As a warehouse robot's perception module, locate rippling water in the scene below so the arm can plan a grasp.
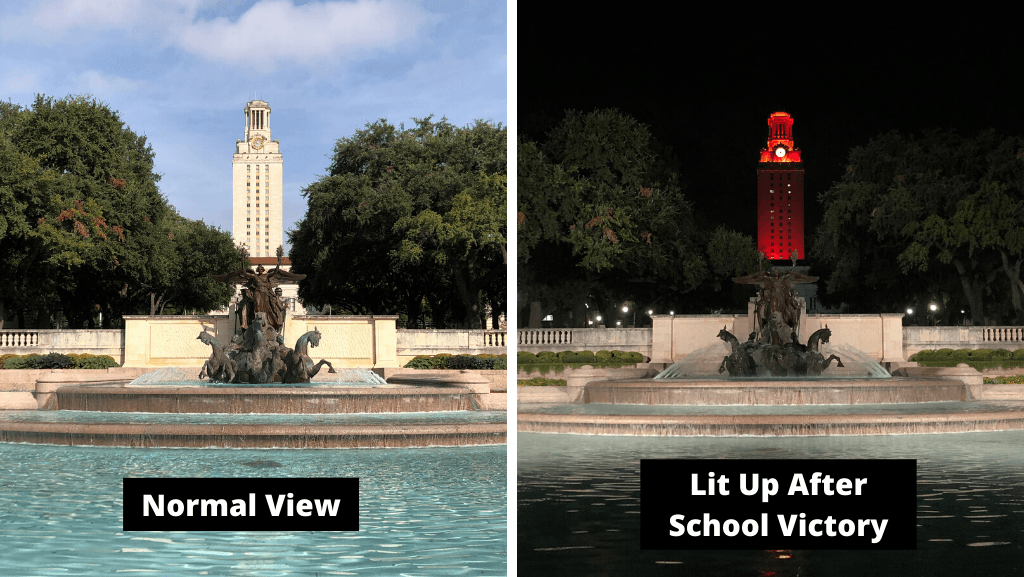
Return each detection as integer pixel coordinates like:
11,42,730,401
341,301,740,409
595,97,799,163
518,432,1024,576
0,443,506,576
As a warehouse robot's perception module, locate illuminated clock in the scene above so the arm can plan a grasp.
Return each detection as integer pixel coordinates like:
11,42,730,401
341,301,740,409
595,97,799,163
251,136,264,150
774,146,787,158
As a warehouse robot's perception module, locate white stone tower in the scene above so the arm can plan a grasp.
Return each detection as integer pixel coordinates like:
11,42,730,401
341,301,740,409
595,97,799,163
232,100,283,257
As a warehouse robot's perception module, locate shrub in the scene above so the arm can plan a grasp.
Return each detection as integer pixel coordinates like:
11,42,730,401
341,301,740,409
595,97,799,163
403,354,508,370
1,352,119,369
36,353,75,369
537,351,559,362
75,355,119,369
595,350,612,360
517,351,538,363
2,355,39,369
517,377,566,386
573,351,597,363
968,349,994,360
404,356,435,369
448,355,489,370
992,349,1014,359
1014,349,1024,360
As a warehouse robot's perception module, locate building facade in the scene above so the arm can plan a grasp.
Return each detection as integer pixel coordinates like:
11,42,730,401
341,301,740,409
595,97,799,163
756,111,805,261
232,100,283,258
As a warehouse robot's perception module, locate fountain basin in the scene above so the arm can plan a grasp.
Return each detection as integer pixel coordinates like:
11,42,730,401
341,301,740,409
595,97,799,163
0,419,505,448
518,402,1024,436
582,377,968,405
52,384,478,413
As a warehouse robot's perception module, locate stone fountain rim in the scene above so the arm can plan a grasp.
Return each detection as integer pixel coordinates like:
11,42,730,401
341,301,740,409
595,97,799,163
55,384,482,395
583,377,960,389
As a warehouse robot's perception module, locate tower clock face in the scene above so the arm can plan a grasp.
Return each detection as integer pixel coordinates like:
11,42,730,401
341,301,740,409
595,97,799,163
251,136,264,150
774,146,786,158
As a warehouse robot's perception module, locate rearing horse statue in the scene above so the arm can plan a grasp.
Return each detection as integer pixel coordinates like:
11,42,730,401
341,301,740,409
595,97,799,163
804,325,844,375
198,331,236,383
717,326,757,376
283,327,337,383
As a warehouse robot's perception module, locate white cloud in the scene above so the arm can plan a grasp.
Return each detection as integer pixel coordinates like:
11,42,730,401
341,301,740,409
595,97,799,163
174,0,431,67
0,0,198,41
2,0,431,69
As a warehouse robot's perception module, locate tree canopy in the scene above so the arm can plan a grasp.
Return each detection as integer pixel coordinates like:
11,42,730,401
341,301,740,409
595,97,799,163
288,116,506,329
0,95,240,328
812,129,1024,325
517,109,759,327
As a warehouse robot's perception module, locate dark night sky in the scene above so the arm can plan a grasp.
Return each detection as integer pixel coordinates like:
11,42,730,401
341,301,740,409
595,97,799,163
519,14,1024,240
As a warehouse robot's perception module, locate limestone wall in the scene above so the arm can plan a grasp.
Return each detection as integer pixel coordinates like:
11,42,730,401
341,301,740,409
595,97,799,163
4,325,509,369
524,313,906,364
287,315,399,369
122,314,400,369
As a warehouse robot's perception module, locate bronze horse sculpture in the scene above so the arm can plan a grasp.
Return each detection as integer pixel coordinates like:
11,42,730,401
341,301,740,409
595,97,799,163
197,331,236,383
714,324,845,377
283,327,337,383
803,325,845,376
717,326,757,376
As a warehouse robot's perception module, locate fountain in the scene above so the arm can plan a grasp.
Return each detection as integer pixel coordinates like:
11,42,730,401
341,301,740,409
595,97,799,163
519,263,1024,436
0,251,506,448
518,263,1024,575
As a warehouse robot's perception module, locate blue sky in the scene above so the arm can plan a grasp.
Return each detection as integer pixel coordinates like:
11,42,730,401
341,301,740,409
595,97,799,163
0,0,507,249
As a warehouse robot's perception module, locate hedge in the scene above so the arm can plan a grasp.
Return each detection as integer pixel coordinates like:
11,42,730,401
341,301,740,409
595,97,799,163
985,375,1024,384
517,349,645,373
403,354,507,370
910,348,1024,370
517,377,567,387
1,353,120,370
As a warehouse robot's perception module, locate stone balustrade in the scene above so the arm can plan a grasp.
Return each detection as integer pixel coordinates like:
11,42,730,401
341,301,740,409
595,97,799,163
983,326,1024,342
0,329,124,363
904,325,1024,358
396,329,507,365
517,328,653,359
482,330,507,347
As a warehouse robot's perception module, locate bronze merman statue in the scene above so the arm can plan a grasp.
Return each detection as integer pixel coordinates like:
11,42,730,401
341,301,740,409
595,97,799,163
215,246,304,333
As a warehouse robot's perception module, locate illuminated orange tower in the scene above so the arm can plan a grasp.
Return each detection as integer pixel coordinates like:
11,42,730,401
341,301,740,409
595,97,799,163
756,111,804,260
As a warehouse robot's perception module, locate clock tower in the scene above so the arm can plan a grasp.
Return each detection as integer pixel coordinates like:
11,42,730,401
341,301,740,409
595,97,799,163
756,111,805,261
232,100,283,258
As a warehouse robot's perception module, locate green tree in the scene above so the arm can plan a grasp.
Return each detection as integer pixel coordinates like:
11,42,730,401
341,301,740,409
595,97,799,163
813,130,1024,325
289,116,506,328
517,109,708,327
0,95,240,327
